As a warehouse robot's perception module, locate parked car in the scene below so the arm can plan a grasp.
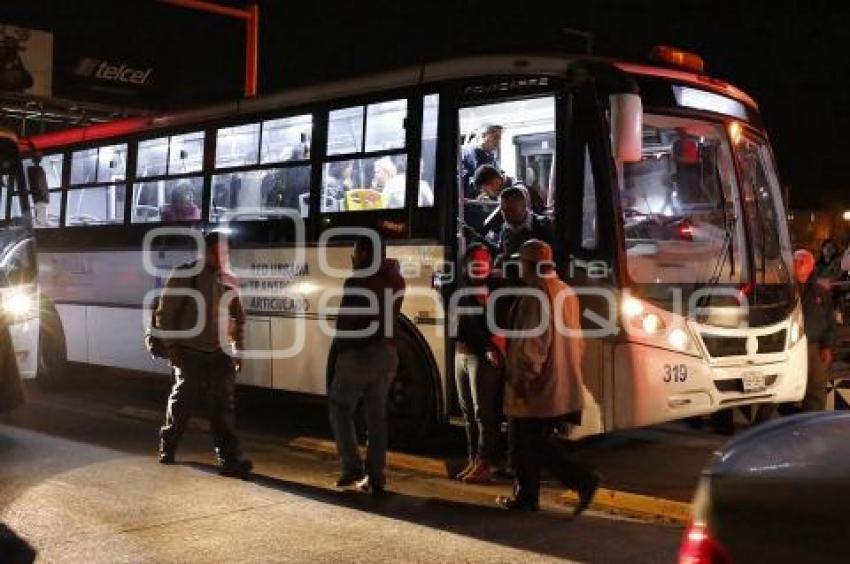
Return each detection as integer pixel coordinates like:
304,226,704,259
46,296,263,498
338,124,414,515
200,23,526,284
680,412,850,563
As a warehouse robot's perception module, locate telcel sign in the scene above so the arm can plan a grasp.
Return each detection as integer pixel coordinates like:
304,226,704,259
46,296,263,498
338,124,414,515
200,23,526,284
74,57,153,85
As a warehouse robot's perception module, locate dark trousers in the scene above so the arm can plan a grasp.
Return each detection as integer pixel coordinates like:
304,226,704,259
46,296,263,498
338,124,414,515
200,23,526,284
329,340,399,487
508,416,595,504
802,344,828,411
454,351,502,462
160,348,242,463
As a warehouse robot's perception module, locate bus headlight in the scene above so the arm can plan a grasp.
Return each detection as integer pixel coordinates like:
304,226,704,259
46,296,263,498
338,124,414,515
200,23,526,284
3,288,35,320
622,294,698,356
788,304,804,348
668,327,691,351
641,313,664,335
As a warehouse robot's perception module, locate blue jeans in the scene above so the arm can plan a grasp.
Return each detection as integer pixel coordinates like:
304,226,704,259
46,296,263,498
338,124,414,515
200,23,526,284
329,340,399,487
454,351,502,462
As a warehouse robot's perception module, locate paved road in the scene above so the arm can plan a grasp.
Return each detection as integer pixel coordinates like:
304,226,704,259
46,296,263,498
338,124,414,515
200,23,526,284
52,365,727,502
0,372,686,563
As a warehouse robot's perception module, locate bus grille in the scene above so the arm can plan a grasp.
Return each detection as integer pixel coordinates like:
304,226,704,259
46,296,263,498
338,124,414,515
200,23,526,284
757,330,787,354
714,374,779,393
701,335,746,357
701,329,787,357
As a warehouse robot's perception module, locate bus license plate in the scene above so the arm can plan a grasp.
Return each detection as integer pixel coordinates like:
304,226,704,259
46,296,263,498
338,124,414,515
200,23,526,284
742,372,766,393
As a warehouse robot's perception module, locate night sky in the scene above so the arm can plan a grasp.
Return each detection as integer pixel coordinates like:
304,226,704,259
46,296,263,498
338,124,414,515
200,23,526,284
4,0,849,209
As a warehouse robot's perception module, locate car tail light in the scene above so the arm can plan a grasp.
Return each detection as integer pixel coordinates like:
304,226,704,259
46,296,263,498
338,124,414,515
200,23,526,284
679,522,731,564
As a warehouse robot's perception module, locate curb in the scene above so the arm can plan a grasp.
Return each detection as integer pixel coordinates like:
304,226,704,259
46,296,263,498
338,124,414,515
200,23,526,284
117,405,690,524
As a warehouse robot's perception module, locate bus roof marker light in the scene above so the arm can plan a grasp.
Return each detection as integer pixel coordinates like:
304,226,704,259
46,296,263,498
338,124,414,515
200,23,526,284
728,121,743,145
649,46,705,74
674,86,748,120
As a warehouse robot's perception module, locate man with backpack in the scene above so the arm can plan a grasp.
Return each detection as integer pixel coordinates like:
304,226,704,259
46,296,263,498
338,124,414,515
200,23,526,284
154,231,252,477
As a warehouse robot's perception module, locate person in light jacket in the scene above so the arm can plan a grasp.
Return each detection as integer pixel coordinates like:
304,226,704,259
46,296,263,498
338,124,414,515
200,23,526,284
496,239,599,515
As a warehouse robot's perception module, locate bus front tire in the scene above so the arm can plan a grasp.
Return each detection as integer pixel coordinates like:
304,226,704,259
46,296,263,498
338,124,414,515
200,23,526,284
326,330,438,448
37,305,68,390
386,329,438,447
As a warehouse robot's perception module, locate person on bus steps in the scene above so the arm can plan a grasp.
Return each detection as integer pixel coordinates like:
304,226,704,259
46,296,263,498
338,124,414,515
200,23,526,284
329,234,406,496
496,186,554,263
453,243,508,484
462,164,506,240
461,124,503,199
497,239,599,514
157,231,253,477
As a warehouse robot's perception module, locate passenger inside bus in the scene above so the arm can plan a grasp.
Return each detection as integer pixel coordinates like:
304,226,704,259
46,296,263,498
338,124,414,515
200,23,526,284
461,124,502,198
160,181,201,222
319,97,436,213
458,96,556,254
321,155,411,212
463,164,504,237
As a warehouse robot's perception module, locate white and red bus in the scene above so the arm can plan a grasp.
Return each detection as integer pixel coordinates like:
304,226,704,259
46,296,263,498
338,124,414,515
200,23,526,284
13,49,805,439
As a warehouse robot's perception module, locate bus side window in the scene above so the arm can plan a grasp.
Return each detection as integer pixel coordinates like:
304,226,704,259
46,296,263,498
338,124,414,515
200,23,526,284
132,177,203,224
418,94,438,208
210,166,311,222
321,99,409,213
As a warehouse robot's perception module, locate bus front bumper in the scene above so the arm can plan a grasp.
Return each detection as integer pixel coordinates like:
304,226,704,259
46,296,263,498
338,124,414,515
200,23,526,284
613,338,807,429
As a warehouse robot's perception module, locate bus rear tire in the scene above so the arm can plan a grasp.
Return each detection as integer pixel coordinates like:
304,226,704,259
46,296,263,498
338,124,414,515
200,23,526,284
37,302,68,390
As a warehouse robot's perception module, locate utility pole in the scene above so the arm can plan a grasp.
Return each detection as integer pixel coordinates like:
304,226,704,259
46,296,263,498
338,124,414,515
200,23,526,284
159,0,260,97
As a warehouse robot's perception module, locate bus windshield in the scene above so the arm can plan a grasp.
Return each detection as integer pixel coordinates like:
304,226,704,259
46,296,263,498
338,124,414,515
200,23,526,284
620,114,747,290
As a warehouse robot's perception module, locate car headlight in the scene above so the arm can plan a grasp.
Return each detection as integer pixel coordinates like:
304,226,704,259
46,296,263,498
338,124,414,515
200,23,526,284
3,288,35,320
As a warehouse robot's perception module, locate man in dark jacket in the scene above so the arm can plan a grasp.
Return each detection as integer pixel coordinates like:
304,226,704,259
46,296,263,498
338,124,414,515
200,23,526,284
461,124,502,199
497,186,554,261
329,234,406,495
157,231,252,476
796,249,835,411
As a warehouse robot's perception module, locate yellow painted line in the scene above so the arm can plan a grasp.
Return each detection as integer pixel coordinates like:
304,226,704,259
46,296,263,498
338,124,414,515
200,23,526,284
117,405,210,432
561,488,691,524
286,436,449,478
116,405,689,522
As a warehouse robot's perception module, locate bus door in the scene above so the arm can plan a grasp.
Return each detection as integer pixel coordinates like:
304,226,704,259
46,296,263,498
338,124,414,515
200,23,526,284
553,75,641,436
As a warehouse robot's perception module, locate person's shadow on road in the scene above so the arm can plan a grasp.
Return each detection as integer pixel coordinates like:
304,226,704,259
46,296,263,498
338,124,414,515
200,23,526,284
0,523,36,564
185,462,678,564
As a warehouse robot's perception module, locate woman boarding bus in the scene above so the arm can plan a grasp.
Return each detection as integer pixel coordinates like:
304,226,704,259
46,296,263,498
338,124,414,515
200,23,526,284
17,48,804,440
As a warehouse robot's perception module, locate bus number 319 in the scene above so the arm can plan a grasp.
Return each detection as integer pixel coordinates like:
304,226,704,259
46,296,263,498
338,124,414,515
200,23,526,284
663,364,688,383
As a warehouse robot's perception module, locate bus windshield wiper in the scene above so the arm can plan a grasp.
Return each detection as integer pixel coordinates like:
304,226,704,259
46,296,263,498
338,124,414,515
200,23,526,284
697,213,736,310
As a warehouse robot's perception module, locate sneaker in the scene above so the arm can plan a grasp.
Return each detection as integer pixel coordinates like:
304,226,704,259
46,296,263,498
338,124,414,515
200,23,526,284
496,496,539,512
158,451,175,465
219,458,253,477
454,459,476,481
335,473,365,488
573,473,601,517
462,459,493,484
356,476,386,497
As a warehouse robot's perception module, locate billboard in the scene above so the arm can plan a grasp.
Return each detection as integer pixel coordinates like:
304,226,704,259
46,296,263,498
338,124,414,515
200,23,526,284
0,24,53,97
55,52,159,104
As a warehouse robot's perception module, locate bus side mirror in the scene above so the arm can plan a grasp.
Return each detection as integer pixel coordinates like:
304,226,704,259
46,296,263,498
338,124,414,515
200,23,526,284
26,165,50,204
609,94,643,163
